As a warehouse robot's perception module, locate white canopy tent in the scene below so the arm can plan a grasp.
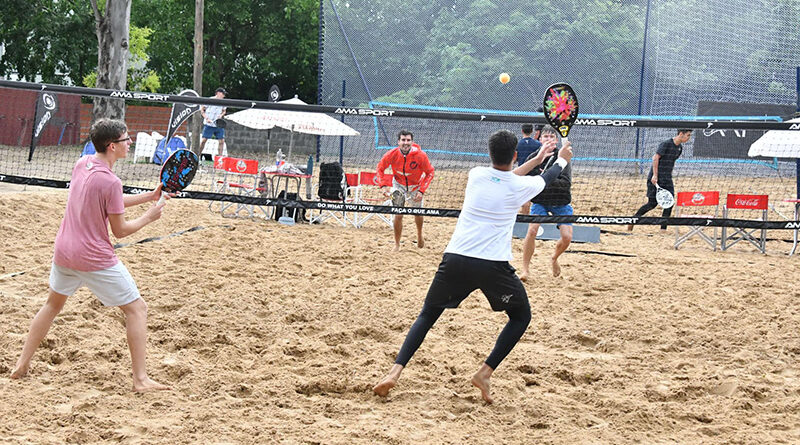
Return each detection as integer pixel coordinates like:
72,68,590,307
225,96,359,159
748,117,800,200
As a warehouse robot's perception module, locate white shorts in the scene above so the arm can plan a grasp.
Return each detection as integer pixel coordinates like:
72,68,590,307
49,262,141,307
392,179,424,208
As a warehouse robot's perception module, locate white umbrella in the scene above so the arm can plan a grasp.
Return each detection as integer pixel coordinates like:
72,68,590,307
748,117,800,158
225,97,360,159
748,117,800,200
225,109,276,130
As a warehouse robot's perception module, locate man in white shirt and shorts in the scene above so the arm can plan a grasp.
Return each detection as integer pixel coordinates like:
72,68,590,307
373,129,573,404
199,87,228,156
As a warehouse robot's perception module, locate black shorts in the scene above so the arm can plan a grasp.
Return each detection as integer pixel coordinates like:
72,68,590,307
424,253,529,312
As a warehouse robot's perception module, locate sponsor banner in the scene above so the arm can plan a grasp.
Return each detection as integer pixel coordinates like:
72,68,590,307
268,85,281,102
28,90,60,160
695,101,796,159
727,194,769,210
574,118,637,127
32,92,59,142
0,173,797,230
165,89,200,143
109,90,170,101
0,173,69,189
334,107,396,117
5,80,800,130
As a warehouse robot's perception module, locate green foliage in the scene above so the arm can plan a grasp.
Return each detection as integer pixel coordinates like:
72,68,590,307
4,0,799,111
82,25,161,92
130,0,194,94
127,26,162,92
1,0,318,101
133,0,319,101
326,0,648,112
0,0,96,84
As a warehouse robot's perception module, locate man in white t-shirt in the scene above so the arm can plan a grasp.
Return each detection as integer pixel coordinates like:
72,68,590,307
199,87,228,156
373,129,573,404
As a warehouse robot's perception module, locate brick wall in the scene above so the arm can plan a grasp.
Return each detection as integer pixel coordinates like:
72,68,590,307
0,87,81,146
225,123,316,158
79,103,180,141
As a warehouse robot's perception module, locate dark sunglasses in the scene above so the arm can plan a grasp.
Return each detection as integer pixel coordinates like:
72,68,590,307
111,136,132,143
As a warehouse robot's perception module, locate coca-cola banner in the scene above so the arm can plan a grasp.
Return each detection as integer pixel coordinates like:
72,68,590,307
694,101,795,159
726,193,769,210
165,89,200,143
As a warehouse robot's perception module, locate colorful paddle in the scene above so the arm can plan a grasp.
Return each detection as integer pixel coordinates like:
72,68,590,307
157,149,199,205
542,83,579,142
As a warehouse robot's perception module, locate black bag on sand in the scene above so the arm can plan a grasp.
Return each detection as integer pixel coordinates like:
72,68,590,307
318,162,345,201
274,191,307,222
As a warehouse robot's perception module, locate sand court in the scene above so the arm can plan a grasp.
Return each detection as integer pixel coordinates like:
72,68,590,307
1,184,799,444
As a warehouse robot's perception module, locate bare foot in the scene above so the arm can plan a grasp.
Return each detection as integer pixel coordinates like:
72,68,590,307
551,258,561,277
372,376,397,397
417,238,425,249
519,270,529,282
393,244,400,252
471,372,493,404
373,364,403,397
10,364,29,379
626,224,634,232
133,377,171,393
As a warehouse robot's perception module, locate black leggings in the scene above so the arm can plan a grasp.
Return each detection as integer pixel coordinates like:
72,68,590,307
394,303,532,370
634,196,673,230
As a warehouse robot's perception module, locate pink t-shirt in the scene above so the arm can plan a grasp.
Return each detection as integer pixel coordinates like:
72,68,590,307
53,155,125,271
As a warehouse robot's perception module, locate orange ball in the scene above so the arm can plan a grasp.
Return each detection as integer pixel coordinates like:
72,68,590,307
499,72,510,84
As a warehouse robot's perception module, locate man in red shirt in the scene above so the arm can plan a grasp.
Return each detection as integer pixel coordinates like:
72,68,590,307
376,130,435,251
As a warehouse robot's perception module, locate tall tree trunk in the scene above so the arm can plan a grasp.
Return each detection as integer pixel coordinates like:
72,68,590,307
90,0,131,123
190,0,204,155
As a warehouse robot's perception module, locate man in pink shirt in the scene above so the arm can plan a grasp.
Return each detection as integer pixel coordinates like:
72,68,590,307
11,119,171,392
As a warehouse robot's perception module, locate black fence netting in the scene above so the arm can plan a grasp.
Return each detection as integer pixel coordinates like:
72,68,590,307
0,80,798,231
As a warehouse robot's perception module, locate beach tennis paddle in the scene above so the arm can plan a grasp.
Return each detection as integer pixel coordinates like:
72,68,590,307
215,118,227,128
543,83,579,142
390,189,405,207
654,184,675,209
157,149,199,205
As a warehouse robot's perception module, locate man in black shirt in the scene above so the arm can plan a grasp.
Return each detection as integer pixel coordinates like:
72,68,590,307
628,129,693,231
519,125,573,280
